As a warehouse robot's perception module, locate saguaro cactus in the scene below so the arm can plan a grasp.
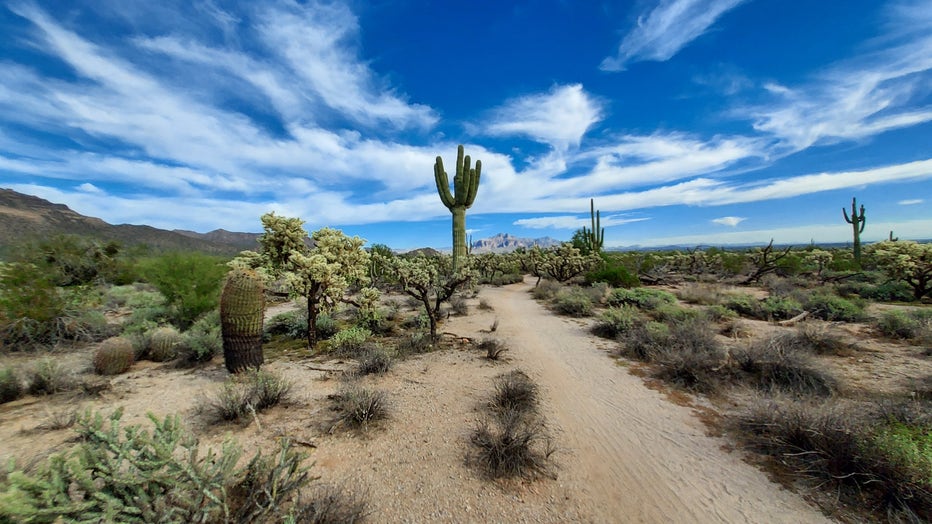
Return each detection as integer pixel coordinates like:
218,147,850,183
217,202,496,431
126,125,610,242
435,145,481,271
581,198,604,254
220,268,265,373
842,197,866,267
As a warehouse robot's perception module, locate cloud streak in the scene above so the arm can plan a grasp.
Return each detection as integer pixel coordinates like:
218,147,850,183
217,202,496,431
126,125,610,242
601,0,746,71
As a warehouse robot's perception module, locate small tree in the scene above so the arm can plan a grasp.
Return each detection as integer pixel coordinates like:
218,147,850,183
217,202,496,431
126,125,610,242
539,244,602,283
141,252,228,329
378,255,474,339
871,240,932,301
743,239,793,284
231,213,375,348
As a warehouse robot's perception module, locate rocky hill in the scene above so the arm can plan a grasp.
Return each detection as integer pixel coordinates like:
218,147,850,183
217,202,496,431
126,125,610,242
470,233,562,253
0,189,248,257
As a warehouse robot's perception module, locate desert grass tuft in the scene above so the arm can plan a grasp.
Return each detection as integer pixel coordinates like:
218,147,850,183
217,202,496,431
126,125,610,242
479,338,509,361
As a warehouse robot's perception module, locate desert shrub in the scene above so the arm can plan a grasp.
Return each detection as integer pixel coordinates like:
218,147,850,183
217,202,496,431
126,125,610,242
650,303,701,323
875,309,932,341
865,421,932,520
450,295,469,316
583,282,610,305
0,262,65,347
265,309,308,340
650,319,726,393
489,273,524,286
585,264,639,288
478,298,493,311
470,410,555,480
734,336,836,396
0,366,23,404
181,310,222,364
332,386,388,431
530,279,562,300
759,295,804,321
606,287,676,310
850,280,914,302
675,283,726,305
802,293,866,322
552,288,593,317
790,322,849,355
478,338,508,361
27,358,75,395
703,304,738,322
724,293,762,319
204,370,292,423
0,409,312,523
139,252,227,329
720,319,753,338
394,332,433,356
490,370,538,416
619,321,670,362
356,345,393,376
329,327,371,356
147,326,183,362
93,336,135,375
289,483,368,524
592,306,640,339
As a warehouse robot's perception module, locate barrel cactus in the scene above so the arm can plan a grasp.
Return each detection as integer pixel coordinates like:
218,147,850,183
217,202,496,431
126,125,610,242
148,326,182,362
220,269,265,373
93,337,135,375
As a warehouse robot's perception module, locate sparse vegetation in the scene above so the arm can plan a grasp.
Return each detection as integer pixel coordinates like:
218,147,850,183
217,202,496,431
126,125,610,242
733,336,836,396
356,345,393,375
332,386,388,431
552,288,593,317
27,358,75,395
592,305,640,339
0,366,22,403
479,338,509,361
203,369,292,423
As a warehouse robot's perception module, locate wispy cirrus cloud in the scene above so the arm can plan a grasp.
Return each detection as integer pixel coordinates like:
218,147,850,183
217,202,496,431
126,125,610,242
513,214,649,230
899,199,924,205
484,84,604,150
712,216,745,227
600,0,747,71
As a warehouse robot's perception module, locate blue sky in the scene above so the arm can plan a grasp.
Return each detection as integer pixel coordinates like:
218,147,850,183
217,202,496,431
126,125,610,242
0,0,930,249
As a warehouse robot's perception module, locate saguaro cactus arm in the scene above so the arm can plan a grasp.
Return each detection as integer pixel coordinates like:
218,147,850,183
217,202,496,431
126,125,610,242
434,157,455,209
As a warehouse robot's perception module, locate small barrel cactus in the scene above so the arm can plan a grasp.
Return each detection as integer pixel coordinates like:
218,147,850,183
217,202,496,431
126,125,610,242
94,337,135,375
148,326,182,362
220,269,265,373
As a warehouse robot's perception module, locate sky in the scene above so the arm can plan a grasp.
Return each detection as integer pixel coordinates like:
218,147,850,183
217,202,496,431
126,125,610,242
0,0,930,250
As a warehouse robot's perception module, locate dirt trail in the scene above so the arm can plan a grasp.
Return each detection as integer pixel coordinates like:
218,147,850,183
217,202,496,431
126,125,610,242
480,279,829,523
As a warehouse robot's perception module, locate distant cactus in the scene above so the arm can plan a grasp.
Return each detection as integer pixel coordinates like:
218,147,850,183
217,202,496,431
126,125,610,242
889,230,898,242
842,197,866,267
581,198,605,254
148,327,182,362
220,269,265,373
435,145,481,271
94,337,134,375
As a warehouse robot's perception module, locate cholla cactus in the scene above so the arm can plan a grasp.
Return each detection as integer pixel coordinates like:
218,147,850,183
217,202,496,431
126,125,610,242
230,214,371,348
870,240,932,300
220,268,265,373
539,244,602,283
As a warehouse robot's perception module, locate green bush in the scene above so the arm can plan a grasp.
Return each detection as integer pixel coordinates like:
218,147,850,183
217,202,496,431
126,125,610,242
0,262,66,348
760,295,804,321
530,280,562,301
619,321,670,362
0,366,23,404
592,306,640,339
585,264,640,288
0,409,312,523
552,289,593,317
182,311,222,364
651,303,701,323
140,252,227,329
704,304,738,322
606,287,676,310
875,309,932,340
93,337,135,375
724,293,761,318
803,293,866,322
329,327,371,356
265,309,308,340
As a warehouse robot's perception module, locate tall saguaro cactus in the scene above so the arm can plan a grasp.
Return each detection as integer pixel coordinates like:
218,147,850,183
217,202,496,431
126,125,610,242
842,197,866,267
581,198,604,254
220,268,265,373
434,145,481,270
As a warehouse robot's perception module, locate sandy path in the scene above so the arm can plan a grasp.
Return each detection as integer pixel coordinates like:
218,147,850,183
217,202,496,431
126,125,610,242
481,279,830,523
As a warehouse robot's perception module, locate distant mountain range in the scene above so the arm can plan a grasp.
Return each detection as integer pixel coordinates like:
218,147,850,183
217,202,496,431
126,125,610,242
0,188,256,257
469,233,562,253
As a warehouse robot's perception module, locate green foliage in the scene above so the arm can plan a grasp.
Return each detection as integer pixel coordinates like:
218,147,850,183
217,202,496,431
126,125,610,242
592,305,640,339
10,235,133,287
606,287,676,310
265,309,309,340
759,295,804,321
93,337,135,375
329,326,371,356
802,293,866,322
870,240,932,301
875,309,932,340
538,244,602,283
724,293,761,318
140,252,228,329
585,261,640,288
0,366,23,404
870,421,932,493
182,310,222,364
552,288,593,317
0,261,66,348
0,409,311,523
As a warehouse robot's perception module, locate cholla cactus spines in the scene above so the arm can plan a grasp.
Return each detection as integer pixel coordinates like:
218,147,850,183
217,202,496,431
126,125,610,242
220,268,265,373
434,145,482,271
581,198,605,254
842,197,866,267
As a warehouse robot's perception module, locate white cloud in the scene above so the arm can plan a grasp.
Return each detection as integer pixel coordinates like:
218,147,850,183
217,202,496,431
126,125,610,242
899,199,924,205
513,215,649,230
484,84,604,150
76,182,103,194
712,216,745,226
601,0,746,71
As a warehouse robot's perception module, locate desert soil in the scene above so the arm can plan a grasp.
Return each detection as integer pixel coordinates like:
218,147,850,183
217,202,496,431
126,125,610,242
0,278,834,523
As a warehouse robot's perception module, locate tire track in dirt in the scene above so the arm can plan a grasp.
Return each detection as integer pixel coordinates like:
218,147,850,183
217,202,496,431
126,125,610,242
482,280,830,523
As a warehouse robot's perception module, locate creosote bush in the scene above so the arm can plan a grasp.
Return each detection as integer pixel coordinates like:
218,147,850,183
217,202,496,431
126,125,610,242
552,288,593,317
592,305,640,339
0,366,23,404
530,280,562,301
93,336,135,375
802,292,866,322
